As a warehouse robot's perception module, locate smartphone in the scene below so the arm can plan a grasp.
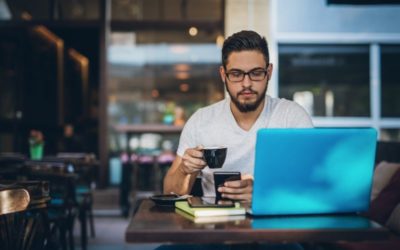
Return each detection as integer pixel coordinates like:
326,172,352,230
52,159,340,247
187,196,234,208
213,171,241,201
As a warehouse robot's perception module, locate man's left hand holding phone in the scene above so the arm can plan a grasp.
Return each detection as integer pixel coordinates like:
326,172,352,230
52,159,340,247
216,172,254,203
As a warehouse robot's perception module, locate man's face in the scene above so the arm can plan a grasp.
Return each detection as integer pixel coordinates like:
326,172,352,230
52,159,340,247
220,50,272,113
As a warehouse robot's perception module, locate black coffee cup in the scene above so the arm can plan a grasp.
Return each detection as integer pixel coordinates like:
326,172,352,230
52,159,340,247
203,147,227,169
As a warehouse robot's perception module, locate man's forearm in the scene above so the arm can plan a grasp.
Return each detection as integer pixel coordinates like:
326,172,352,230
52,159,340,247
163,163,198,195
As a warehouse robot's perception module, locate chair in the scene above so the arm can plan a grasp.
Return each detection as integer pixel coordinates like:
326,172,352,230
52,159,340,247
24,161,78,250
0,187,48,250
30,156,96,250
54,153,97,239
120,152,135,217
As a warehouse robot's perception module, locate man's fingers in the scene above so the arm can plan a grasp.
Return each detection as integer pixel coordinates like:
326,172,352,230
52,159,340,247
182,154,206,167
180,149,207,174
222,193,251,202
218,186,242,194
224,179,250,188
218,179,253,201
218,184,251,194
187,147,204,158
183,160,204,170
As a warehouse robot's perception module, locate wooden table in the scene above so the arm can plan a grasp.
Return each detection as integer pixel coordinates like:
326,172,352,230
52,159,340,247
126,200,390,245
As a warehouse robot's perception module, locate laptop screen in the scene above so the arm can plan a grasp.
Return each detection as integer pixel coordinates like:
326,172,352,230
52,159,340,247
251,128,377,216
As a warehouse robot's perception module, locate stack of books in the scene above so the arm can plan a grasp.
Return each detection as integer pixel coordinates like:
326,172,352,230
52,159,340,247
175,201,246,223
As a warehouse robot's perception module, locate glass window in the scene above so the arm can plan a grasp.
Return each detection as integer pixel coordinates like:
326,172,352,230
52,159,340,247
279,44,370,117
3,0,99,20
58,0,100,20
4,0,50,20
111,0,223,21
108,31,224,152
277,0,400,34
381,45,400,118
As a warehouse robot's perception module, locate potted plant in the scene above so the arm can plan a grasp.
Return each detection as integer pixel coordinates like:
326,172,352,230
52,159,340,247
29,130,44,160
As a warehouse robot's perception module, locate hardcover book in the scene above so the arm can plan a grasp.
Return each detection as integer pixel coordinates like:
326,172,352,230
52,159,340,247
175,208,246,223
175,201,246,217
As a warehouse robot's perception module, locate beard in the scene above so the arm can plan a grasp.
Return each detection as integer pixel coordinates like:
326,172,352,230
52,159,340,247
226,82,268,113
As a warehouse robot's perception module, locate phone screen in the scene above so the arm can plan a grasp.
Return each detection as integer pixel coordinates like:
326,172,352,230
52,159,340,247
213,171,241,201
187,197,234,208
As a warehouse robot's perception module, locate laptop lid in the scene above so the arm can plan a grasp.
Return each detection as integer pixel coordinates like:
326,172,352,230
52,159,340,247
251,128,377,216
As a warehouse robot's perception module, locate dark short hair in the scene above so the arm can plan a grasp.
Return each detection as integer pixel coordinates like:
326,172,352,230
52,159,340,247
221,30,269,69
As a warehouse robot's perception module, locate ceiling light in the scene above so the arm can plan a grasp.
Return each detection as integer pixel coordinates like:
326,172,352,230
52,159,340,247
189,27,198,36
216,35,224,47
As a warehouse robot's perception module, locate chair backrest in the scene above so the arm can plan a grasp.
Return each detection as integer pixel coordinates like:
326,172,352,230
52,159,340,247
0,186,48,250
0,188,30,215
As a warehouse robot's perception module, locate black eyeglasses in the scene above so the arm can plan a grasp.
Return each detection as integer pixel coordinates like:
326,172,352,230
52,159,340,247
225,67,269,82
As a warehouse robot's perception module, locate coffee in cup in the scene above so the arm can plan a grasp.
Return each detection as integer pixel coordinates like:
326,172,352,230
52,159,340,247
203,146,227,169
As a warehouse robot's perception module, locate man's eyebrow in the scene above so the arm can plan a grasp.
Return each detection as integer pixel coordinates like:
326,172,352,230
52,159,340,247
226,67,266,72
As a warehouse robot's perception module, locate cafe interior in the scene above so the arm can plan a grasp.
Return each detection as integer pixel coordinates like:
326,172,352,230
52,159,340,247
1,0,400,249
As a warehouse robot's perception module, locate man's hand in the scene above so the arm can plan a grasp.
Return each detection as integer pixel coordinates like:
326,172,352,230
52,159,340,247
179,146,207,175
217,174,254,202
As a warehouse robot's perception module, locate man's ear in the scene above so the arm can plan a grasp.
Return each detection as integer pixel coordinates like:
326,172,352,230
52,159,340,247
267,63,273,81
219,66,226,83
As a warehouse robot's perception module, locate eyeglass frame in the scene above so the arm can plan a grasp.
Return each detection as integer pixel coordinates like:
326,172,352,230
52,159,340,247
224,64,271,83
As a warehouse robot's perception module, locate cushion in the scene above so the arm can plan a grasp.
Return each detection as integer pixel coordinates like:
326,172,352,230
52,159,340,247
366,168,400,225
371,161,400,201
386,203,400,234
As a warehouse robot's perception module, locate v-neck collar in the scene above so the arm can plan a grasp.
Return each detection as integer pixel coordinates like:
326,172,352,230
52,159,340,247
224,96,269,134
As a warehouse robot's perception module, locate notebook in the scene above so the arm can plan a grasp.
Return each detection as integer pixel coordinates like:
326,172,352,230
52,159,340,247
250,128,377,216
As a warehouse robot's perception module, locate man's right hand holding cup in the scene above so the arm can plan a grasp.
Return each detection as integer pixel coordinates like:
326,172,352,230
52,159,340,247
179,145,206,175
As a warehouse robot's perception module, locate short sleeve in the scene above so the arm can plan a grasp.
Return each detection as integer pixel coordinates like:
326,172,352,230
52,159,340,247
176,110,200,157
285,101,314,128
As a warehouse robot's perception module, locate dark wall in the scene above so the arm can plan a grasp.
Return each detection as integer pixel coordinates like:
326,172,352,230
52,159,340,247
0,25,99,155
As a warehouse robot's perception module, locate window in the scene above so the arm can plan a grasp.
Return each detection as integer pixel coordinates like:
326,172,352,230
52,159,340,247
111,0,223,21
279,44,370,117
381,45,400,118
108,31,224,128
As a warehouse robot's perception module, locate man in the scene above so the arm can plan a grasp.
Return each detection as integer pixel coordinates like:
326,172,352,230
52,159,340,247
164,30,313,202
59,123,85,152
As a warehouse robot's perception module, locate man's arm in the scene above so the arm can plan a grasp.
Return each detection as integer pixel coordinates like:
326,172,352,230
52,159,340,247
163,146,206,195
163,156,198,195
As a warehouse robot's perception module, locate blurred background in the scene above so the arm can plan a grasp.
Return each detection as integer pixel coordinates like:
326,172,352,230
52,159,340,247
1,1,400,247
2,0,400,188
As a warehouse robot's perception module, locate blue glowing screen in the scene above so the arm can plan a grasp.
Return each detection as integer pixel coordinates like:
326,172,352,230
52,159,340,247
252,128,377,216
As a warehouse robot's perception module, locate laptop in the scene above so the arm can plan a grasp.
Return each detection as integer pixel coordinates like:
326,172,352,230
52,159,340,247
250,128,377,216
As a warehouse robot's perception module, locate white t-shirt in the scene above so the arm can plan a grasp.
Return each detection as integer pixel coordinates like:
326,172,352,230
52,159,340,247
176,95,313,196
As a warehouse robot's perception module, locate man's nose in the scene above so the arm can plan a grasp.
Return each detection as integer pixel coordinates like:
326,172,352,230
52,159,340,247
241,74,252,87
